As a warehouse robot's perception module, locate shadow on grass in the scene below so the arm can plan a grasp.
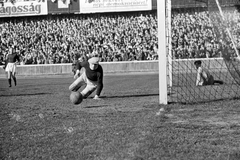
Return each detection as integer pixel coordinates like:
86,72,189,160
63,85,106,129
100,93,159,99
84,104,109,108
0,92,51,97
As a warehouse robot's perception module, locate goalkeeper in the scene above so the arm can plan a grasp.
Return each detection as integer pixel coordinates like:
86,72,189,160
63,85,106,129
69,57,103,100
194,60,224,86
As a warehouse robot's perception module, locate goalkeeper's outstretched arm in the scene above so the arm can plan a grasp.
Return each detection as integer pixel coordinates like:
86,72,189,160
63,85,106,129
74,69,80,79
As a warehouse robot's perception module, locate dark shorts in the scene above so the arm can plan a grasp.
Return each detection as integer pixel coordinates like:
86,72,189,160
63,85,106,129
203,75,214,85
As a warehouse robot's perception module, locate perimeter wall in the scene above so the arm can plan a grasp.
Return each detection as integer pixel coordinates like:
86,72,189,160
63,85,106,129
0,58,227,78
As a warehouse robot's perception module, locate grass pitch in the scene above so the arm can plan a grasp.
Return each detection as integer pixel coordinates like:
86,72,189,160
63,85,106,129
1,73,240,160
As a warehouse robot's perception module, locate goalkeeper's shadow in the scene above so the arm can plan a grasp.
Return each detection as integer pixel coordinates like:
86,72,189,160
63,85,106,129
100,93,159,99
100,91,176,99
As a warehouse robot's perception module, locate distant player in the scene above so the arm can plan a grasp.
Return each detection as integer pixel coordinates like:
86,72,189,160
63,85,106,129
69,57,103,100
5,46,20,87
194,60,223,86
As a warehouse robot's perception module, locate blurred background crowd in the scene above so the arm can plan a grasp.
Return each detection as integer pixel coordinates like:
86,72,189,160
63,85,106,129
0,7,240,65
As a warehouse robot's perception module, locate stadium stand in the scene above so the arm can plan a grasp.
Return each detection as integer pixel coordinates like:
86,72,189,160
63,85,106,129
0,0,240,65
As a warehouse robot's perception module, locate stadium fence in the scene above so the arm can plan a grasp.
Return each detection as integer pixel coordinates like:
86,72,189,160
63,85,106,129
0,58,226,78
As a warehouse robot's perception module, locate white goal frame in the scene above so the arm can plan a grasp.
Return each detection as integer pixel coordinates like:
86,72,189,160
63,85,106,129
158,0,171,104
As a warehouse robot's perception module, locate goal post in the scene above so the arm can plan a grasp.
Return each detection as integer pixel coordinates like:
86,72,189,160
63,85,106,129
158,0,240,104
158,0,168,104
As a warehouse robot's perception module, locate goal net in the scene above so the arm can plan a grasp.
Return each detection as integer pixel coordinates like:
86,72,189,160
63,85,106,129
165,0,240,104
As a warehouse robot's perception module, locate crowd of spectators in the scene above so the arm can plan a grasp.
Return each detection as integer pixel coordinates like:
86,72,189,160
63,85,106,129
1,7,240,65
0,12,158,65
171,8,240,59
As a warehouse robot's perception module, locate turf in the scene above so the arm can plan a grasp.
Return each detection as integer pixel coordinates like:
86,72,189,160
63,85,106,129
1,73,240,160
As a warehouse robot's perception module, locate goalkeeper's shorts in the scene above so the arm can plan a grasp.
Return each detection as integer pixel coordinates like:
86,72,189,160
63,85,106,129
69,71,98,98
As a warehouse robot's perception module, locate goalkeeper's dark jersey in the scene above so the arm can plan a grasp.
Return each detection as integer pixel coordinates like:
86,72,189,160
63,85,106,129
76,61,103,96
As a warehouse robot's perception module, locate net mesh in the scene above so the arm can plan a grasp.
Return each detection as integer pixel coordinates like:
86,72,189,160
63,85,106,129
167,0,240,104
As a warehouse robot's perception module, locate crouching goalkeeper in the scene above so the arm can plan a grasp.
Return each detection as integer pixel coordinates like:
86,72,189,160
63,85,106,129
194,60,224,86
69,57,103,100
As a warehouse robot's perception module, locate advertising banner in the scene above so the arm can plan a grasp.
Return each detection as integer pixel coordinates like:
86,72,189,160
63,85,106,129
0,1,48,17
48,0,79,14
80,0,152,13
58,0,70,9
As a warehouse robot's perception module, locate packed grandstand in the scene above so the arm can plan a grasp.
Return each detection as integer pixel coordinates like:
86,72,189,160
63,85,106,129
0,0,240,65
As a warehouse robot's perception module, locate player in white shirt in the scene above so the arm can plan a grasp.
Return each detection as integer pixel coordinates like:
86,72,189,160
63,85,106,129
194,60,223,86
